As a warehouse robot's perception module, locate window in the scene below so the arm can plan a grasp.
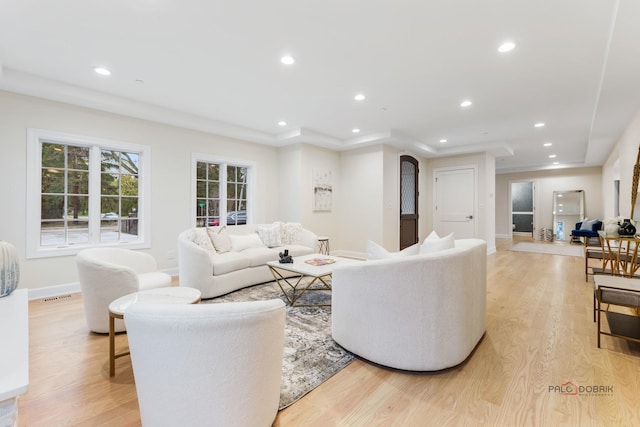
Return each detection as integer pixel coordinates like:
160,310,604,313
27,129,150,258
193,155,253,227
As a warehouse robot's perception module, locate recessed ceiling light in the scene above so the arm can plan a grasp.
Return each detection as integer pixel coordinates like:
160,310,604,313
534,122,545,128
352,128,361,133
93,67,111,76
498,41,516,53
439,139,447,143
354,93,366,101
460,100,473,108
549,154,557,158
280,55,295,65
558,194,563,197
544,142,552,147
278,121,287,126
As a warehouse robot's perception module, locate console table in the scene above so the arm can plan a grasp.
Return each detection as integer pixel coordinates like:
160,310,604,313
0,289,29,427
597,231,640,277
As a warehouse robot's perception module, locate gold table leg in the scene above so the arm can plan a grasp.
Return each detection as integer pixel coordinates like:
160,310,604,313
109,312,129,377
268,265,332,307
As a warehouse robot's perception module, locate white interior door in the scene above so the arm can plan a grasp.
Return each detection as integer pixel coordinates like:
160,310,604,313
434,167,476,239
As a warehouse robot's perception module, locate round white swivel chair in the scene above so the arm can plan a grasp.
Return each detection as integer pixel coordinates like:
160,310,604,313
76,248,172,333
125,299,285,427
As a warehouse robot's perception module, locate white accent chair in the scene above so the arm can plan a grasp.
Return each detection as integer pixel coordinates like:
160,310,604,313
332,239,487,371
125,299,286,427
76,248,172,333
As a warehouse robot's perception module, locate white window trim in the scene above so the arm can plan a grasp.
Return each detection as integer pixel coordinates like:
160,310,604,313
26,128,151,259
191,153,255,228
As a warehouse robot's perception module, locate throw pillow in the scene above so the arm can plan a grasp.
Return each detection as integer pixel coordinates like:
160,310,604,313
420,230,455,254
366,240,421,260
257,223,282,248
208,226,232,254
281,222,303,245
229,233,266,251
192,228,215,252
580,218,595,231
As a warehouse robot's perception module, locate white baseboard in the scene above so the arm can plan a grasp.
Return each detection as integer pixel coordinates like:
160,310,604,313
331,249,366,260
164,267,179,277
27,268,178,301
495,234,511,239
28,282,81,301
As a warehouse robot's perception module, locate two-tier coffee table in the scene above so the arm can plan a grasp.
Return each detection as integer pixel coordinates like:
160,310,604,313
108,286,201,376
267,253,360,307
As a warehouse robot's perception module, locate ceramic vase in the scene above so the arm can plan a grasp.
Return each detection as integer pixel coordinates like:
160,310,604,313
605,223,619,235
0,241,20,297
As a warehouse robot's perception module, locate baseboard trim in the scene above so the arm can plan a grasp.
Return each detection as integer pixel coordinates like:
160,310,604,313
28,282,81,301
331,249,366,260
26,268,179,301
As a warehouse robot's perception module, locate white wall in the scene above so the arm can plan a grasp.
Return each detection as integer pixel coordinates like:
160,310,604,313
603,109,640,221
425,152,496,253
277,144,302,222
276,143,345,249
495,167,603,238
382,146,401,250
337,145,385,254
0,90,282,291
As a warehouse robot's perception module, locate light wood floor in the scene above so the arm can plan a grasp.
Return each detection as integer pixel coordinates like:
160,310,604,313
18,237,640,426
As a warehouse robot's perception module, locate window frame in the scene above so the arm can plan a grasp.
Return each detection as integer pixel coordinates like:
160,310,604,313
191,153,255,228
26,128,151,259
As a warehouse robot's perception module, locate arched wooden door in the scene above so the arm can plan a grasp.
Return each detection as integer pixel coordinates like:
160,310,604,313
400,155,419,249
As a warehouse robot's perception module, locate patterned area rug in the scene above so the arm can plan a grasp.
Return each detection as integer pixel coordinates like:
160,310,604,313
509,241,583,257
202,280,354,409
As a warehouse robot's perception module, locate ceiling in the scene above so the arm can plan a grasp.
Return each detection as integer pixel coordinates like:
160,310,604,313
1,0,640,173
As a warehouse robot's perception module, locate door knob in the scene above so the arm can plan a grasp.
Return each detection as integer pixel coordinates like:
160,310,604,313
466,215,473,220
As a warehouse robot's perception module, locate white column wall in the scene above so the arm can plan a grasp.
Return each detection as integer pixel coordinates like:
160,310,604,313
603,109,640,220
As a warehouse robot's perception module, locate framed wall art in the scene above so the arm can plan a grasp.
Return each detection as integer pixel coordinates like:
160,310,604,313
312,169,332,211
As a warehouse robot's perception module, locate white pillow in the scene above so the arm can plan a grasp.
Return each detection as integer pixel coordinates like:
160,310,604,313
580,218,595,231
229,233,266,251
420,231,455,253
257,223,282,247
366,240,421,260
207,226,231,254
281,222,303,245
192,228,214,252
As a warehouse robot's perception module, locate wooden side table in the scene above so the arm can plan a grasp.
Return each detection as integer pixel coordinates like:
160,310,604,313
317,237,330,255
108,287,201,376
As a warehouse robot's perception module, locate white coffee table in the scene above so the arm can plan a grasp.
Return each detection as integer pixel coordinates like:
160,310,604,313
267,253,360,307
108,286,201,376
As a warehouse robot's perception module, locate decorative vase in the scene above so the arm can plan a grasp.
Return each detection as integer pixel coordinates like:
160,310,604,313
618,219,636,236
0,241,20,298
605,223,619,235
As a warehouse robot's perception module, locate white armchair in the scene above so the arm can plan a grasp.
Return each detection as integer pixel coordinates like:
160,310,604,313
76,248,172,333
125,299,285,427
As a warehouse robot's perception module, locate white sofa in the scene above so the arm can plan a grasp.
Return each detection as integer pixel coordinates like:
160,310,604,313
331,238,487,371
178,223,318,299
